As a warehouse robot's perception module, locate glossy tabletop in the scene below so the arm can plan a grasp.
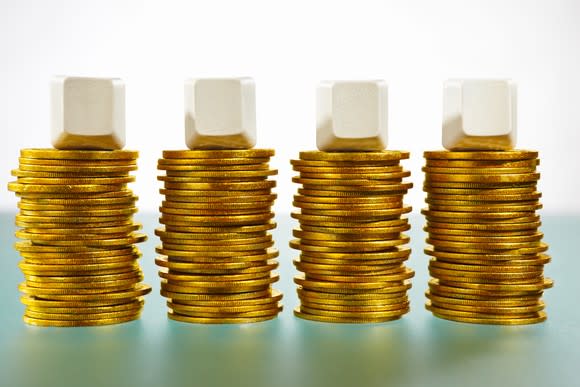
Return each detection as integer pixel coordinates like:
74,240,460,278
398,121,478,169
0,213,578,387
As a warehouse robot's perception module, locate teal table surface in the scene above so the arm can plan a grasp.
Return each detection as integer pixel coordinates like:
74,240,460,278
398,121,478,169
1,213,578,387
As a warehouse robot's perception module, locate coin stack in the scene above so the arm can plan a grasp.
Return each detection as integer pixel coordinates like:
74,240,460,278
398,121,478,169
290,151,415,323
156,149,283,324
422,150,552,325
8,149,151,327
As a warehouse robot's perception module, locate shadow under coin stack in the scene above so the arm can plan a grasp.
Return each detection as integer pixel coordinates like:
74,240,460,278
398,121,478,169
156,149,283,323
291,151,415,323
422,150,552,325
8,149,151,327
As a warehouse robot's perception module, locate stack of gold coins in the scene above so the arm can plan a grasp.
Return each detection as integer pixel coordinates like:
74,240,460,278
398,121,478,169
422,150,552,325
156,149,282,324
7,149,151,327
290,151,415,323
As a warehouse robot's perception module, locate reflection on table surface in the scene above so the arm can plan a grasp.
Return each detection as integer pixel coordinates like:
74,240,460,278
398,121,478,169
1,213,578,387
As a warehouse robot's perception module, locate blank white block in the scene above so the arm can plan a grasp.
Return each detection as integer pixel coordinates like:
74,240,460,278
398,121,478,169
443,79,517,150
184,78,256,149
51,76,125,150
317,80,388,151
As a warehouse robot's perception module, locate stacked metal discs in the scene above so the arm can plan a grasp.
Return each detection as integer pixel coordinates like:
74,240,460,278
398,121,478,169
156,149,282,324
290,151,415,323
8,149,151,327
422,150,552,325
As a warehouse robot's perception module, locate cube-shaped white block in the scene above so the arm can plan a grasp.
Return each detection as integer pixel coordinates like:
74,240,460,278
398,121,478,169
51,76,125,150
184,78,256,149
443,79,517,150
317,80,388,151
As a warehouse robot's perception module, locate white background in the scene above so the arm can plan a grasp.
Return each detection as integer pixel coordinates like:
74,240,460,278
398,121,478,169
1,0,578,214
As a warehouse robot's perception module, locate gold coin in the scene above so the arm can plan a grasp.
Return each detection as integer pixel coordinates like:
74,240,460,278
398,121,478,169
425,220,540,231
168,311,278,324
174,291,282,307
167,300,282,314
161,282,273,295
298,289,407,304
425,159,539,168
421,209,537,220
18,157,137,166
291,159,402,168
160,206,270,216
158,235,272,247
293,176,407,188
9,182,127,194
295,275,411,291
429,311,546,325
160,162,270,170
156,257,278,274
423,186,538,196
161,288,273,301
299,299,409,313
424,226,539,237
21,295,145,308
26,276,142,290
428,260,544,273
299,150,409,161
159,213,275,226
25,300,144,315
298,246,411,261
425,197,540,206
23,313,141,327
293,228,402,241
158,221,276,234
298,255,409,267
26,270,141,283
158,170,277,179
422,166,537,175
25,308,143,321
24,283,152,302
428,299,545,315
296,183,413,193
292,236,409,250
429,267,542,281
298,305,409,319
426,238,544,251
160,188,272,197
296,171,410,180
161,201,273,211
20,148,138,160
159,248,279,263
293,165,404,174
428,255,550,267
423,150,538,160
425,291,540,307
162,193,276,203
18,246,138,259
22,224,141,236
435,278,553,292
426,204,542,213
305,267,414,283
155,228,268,240
158,269,271,283
18,201,137,212
16,164,137,173
428,278,545,297
19,281,141,295
427,232,543,243
298,188,409,198
15,240,134,253
425,192,542,202
16,176,135,185
426,301,544,318
293,194,404,204
162,149,274,159
296,206,411,218
162,180,276,191
293,308,402,323
424,246,548,261
293,200,403,211
299,223,410,235
18,207,138,217
158,158,271,168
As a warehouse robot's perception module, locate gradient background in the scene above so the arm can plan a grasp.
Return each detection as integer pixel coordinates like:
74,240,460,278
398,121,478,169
0,0,579,215
1,2,579,387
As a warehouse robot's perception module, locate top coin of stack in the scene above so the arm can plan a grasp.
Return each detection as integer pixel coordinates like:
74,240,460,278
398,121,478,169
7,77,151,327
291,81,415,323
422,79,551,325
156,78,282,324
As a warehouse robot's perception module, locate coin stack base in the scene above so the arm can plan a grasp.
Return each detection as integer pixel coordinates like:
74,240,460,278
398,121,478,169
156,149,282,324
291,151,414,323
8,149,151,327
422,150,552,325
